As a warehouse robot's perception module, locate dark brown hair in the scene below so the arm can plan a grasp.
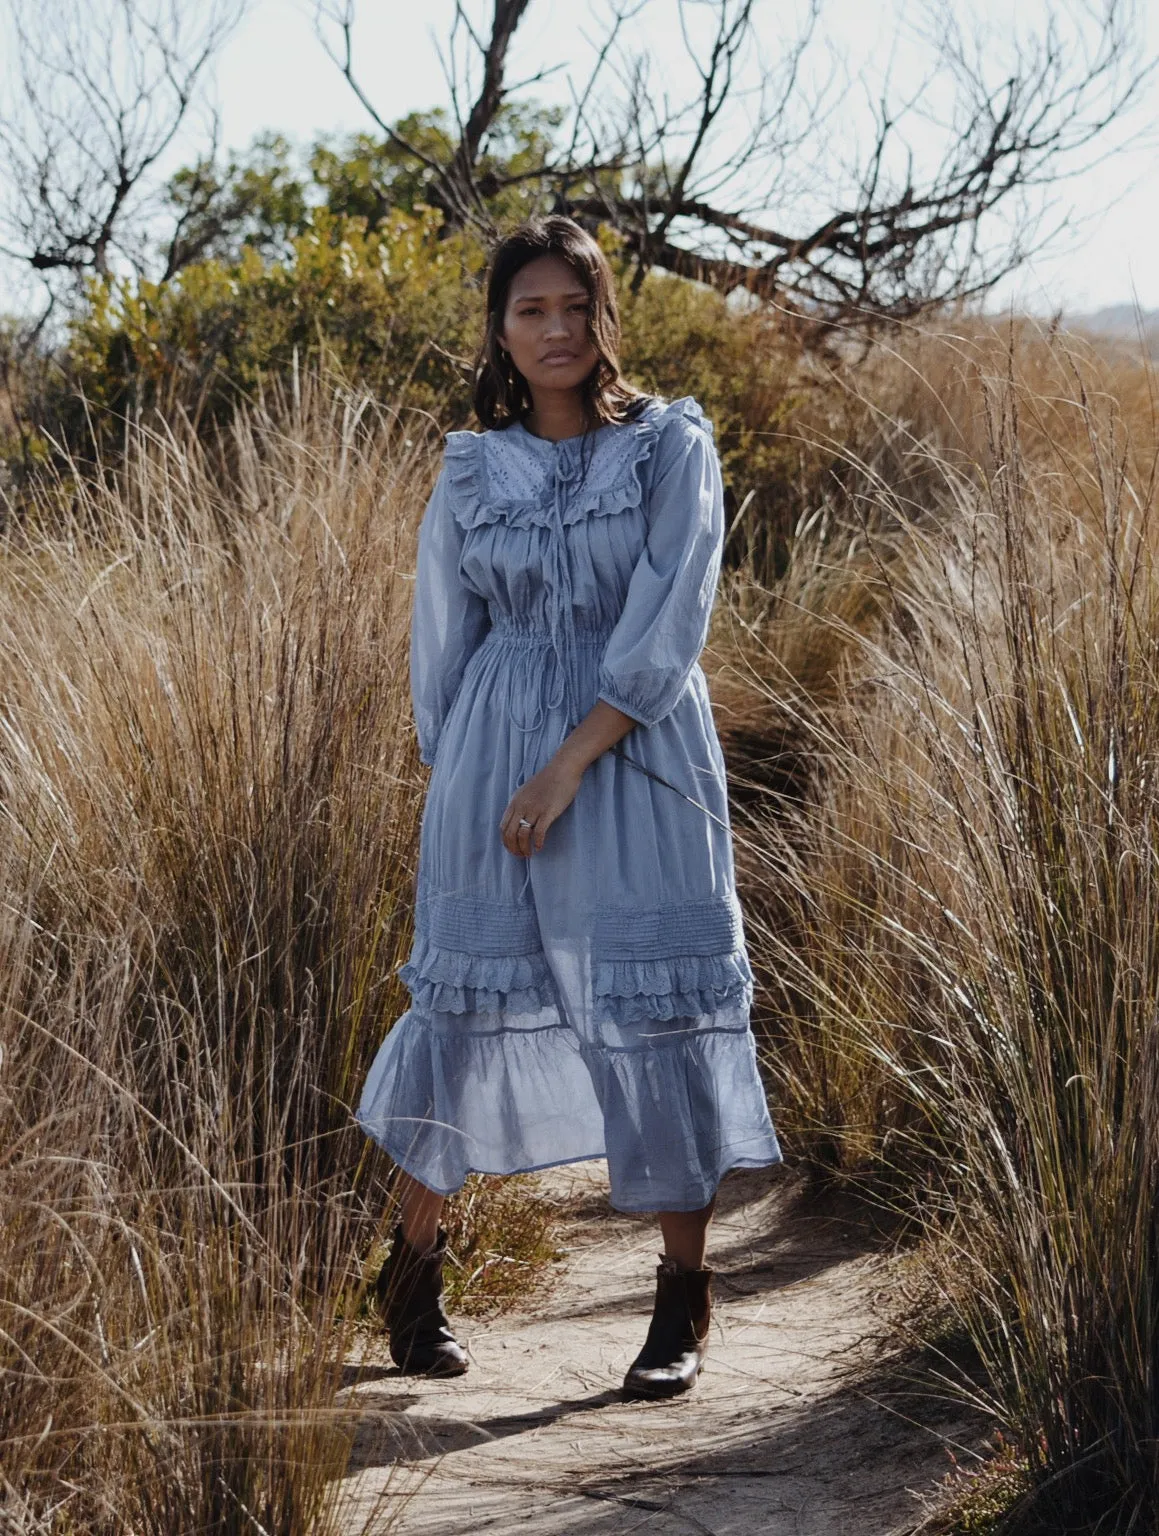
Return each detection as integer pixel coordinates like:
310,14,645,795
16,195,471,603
472,215,650,433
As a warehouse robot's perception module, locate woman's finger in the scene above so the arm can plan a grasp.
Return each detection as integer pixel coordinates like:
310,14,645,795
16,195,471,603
499,798,526,852
499,790,558,856
516,814,535,854
532,810,554,851
500,799,531,855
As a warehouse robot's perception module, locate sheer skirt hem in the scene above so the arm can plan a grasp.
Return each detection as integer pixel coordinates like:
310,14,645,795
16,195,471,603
354,1122,783,1214
354,1005,782,1212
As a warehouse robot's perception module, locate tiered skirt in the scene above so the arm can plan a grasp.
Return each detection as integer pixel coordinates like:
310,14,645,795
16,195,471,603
355,624,782,1212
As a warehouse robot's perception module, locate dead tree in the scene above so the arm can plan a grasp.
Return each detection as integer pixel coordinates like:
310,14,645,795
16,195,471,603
0,0,248,311
316,0,1152,331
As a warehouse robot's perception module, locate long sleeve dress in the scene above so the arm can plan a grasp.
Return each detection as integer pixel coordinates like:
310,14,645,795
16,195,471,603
355,394,782,1213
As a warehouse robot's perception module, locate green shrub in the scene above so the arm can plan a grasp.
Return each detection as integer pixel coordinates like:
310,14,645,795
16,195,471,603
28,224,823,569
618,270,812,572
64,205,486,448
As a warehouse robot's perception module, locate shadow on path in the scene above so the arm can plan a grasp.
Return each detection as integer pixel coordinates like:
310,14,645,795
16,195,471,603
345,1387,626,1467
333,1162,984,1535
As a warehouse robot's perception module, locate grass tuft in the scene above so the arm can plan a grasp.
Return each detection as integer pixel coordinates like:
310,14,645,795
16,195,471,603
712,319,1159,1531
0,371,555,1532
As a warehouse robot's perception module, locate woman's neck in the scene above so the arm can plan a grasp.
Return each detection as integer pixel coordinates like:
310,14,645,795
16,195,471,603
524,387,588,443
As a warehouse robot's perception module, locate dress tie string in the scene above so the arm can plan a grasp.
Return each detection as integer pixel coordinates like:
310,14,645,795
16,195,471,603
545,446,582,741
506,442,582,753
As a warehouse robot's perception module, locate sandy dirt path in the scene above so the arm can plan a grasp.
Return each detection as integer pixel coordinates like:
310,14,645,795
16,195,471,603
334,1162,985,1535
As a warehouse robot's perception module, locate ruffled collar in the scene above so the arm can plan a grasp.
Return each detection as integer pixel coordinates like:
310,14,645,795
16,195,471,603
443,396,710,531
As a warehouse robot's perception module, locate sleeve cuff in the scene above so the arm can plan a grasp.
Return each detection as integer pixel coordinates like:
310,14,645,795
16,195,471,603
596,683,657,730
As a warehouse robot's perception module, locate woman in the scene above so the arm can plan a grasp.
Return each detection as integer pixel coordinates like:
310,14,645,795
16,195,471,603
356,214,782,1399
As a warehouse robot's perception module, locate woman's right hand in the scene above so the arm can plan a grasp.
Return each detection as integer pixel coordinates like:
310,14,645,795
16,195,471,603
498,758,584,856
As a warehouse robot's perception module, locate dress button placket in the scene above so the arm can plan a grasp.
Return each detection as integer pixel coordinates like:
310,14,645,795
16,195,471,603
545,442,582,749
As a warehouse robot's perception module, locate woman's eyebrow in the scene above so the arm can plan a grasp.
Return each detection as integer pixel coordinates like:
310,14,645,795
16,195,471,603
511,289,589,302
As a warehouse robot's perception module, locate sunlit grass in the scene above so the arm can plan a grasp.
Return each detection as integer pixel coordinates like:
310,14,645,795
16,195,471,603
6,315,1159,1530
0,374,558,1532
714,321,1159,1531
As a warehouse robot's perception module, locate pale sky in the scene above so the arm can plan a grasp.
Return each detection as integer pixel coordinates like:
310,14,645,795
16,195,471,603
5,0,1159,317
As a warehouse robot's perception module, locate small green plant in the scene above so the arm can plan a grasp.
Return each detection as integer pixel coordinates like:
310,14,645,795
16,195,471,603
357,1173,563,1326
442,1174,564,1316
922,1433,1033,1534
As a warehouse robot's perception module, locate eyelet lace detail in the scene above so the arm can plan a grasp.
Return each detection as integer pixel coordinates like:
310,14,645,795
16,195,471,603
588,890,751,1025
591,950,754,1026
399,933,559,1016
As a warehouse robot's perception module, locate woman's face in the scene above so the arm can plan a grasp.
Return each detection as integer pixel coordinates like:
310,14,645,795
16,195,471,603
496,253,600,396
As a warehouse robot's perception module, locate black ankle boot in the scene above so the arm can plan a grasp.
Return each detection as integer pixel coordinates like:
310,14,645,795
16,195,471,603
622,1254,713,1400
373,1223,469,1377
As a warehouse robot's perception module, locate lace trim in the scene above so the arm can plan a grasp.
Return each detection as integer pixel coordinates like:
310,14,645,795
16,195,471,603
398,932,558,1015
444,397,712,532
591,949,754,1026
399,930,753,1023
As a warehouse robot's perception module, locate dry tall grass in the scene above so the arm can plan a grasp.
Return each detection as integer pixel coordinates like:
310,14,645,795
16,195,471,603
715,321,1159,1530
6,318,1159,1532
0,375,440,1532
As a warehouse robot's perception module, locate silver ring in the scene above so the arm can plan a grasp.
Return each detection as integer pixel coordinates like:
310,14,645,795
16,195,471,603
517,816,533,827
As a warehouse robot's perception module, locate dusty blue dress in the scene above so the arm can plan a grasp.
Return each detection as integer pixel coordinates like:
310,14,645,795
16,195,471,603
355,394,782,1211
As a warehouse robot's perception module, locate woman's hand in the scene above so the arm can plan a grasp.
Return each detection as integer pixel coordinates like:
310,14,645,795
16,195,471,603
499,758,584,856
498,699,638,857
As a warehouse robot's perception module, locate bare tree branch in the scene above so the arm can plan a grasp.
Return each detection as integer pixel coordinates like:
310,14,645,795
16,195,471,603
315,0,537,236
323,0,1154,332
0,0,249,297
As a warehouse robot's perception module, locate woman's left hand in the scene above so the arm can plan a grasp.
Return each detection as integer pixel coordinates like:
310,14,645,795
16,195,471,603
499,758,584,856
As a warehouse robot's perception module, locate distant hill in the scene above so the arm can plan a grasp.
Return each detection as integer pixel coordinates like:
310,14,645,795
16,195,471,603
1061,305,1159,354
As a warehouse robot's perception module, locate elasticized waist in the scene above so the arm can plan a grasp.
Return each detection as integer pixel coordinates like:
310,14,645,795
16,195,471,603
488,616,616,648
484,615,615,742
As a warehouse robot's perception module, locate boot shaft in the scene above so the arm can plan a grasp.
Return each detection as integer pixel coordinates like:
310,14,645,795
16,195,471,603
375,1224,451,1333
373,1222,468,1377
636,1258,714,1363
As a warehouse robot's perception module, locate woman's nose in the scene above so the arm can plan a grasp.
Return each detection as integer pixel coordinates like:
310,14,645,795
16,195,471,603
543,308,571,337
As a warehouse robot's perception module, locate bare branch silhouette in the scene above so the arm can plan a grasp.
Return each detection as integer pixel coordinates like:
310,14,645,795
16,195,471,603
0,0,249,297
320,0,1152,329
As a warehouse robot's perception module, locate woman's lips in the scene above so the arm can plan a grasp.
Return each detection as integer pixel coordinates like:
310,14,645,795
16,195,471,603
541,351,577,364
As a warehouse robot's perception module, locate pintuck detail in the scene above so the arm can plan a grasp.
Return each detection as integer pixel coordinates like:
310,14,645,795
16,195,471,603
589,895,753,1026
397,885,559,1015
413,885,541,953
592,895,744,957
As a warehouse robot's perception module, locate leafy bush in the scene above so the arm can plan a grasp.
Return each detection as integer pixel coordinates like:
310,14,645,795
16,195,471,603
64,205,485,443
617,270,815,575
13,210,834,578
